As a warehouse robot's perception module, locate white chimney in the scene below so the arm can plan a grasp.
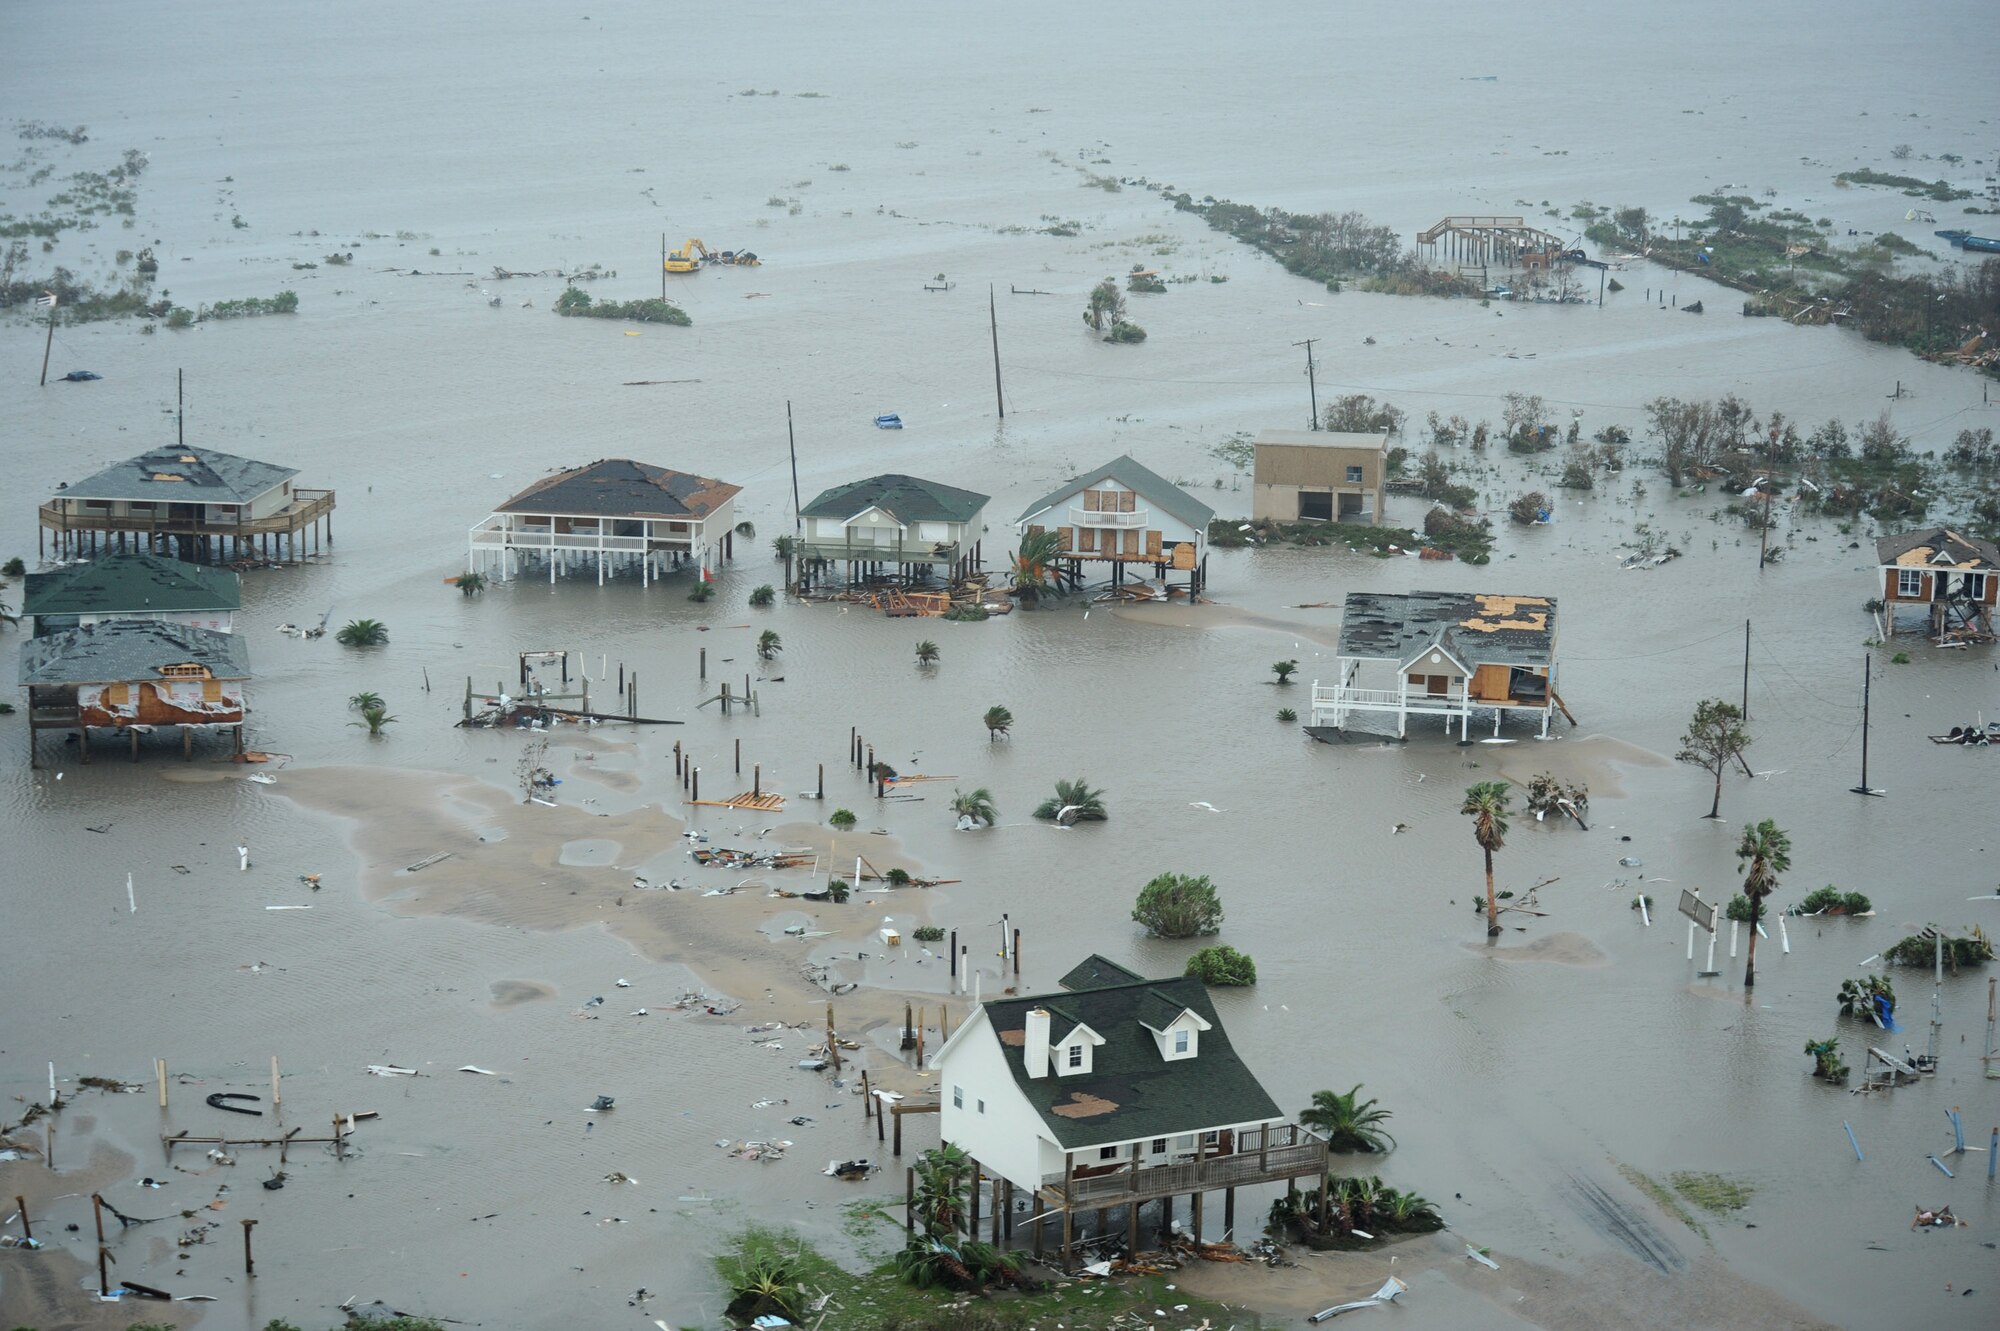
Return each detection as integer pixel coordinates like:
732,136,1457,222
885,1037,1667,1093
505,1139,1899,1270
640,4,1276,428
1023,1007,1051,1079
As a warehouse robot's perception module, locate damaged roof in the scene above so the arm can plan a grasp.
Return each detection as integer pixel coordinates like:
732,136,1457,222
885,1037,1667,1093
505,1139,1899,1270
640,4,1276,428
1058,954,1144,991
1016,454,1215,533
1336,591,1557,668
801,473,989,525
23,553,241,618
980,973,1281,1148
1874,528,2000,571
57,445,298,504
494,459,741,520
19,620,251,686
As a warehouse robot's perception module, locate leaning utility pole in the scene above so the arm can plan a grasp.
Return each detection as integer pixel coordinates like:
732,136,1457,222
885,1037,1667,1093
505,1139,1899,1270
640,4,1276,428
1292,337,1319,429
990,285,1004,419
38,291,58,386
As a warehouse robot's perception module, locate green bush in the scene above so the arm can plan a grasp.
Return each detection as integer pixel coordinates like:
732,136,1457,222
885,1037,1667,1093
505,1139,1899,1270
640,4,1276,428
1133,872,1223,938
1185,944,1257,985
1796,885,1871,916
749,583,775,607
554,286,692,325
1103,320,1147,343
828,808,857,830
912,925,945,943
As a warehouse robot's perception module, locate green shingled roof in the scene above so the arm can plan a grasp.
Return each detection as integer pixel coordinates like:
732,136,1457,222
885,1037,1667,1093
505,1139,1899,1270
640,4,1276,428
23,554,241,618
1015,454,1215,533
980,973,1280,1148
800,473,990,525
1058,954,1143,991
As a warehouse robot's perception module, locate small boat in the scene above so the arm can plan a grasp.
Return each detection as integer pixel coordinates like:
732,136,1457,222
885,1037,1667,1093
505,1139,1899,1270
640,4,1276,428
873,413,904,429
824,1158,874,1180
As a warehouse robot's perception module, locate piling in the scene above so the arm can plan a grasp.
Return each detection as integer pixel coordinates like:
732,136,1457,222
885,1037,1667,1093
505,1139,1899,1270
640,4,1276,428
949,930,958,979
12,1196,29,1241
860,1070,871,1120
270,1056,282,1124
699,648,707,680
1013,928,1022,976
333,1114,345,1161
674,741,683,777
92,1194,108,1295
753,763,761,797
692,768,700,802
722,682,732,715
817,763,824,800
1990,1128,1997,1181
904,1167,915,1234
156,1058,168,1108
735,737,741,774
240,1218,257,1276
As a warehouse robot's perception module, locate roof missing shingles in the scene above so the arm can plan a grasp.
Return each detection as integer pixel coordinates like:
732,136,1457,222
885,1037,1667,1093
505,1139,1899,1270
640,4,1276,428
1876,528,2000,571
997,1029,1025,1046
1048,1091,1120,1119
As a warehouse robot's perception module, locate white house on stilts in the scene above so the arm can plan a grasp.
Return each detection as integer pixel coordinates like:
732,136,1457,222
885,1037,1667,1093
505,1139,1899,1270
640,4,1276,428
467,459,741,587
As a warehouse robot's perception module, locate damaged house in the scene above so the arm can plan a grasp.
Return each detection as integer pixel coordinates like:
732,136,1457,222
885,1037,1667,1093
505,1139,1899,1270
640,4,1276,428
927,955,1326,1262
20,552,241,637
1874,527,1998,643
467,459,741,587
19,620,251,766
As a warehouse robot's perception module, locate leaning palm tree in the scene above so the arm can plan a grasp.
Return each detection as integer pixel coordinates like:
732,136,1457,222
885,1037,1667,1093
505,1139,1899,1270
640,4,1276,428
1010,529,1063,599
349,705,396,736
1033,777,1107,823
456,572,486,597
1736,818,1792,989
915,639,940,666
1461,780,1512,937
949,787,997,828
348,690,384,712
757,629,782,660
335,618,389,647
982,705,1013,741
0,596,17,629
1299,1085,1395,1154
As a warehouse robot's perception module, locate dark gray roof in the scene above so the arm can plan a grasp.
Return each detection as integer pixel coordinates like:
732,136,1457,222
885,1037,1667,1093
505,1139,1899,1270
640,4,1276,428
496,459,740,520
1016,454,1215,532
59,446,297,504
981,973,1281,1148
1336,591,1556,669
801,473,989,525
23,554,241,618
19,620,251,686
1059,954,1144,991
1874,528,2000,571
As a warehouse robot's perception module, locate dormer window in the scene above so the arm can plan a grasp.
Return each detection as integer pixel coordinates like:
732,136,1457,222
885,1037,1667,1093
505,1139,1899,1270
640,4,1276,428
1174,1029,1189,1055
1067,1044,1083,1069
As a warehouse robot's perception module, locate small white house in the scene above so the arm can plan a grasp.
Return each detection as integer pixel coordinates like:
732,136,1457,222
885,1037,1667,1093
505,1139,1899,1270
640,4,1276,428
928,955,1325,1260
468,458,741,586
1015,455,1214,597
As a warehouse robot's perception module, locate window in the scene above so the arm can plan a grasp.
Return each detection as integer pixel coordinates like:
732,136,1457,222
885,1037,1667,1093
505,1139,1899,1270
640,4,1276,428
1173,1029,1190,1054
1100,1146,1119,1160
977,1099,986,1115
1897,569,1923,598
952,1085,963,1109
1067,1044,1083,1069
1345,465,1364,484
1966,573,1989,601
1151,1138,1167,1154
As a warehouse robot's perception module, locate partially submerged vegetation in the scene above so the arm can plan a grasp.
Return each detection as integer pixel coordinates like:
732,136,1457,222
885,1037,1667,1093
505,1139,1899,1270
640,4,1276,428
554,286,691,324
1161,189,1479,296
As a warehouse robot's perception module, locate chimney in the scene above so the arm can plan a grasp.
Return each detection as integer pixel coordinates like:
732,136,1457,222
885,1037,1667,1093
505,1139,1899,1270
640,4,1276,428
1022,1007,1051,1079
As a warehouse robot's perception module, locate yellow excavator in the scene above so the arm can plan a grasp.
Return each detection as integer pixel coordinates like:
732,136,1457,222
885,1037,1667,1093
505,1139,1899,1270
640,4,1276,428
664,238,761,273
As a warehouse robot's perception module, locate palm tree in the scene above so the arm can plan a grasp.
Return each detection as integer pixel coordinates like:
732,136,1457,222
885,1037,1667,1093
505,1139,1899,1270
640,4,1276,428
914,639,940,667
757,629,782,660
949,787,997,828
982,705,1013,740
1271,659,1298,684
1299,1085,1395,1154
335,618,389,647
349,705,396,736
1010,529,1063,599
456,572,486,597
348,691,383,711
910,1142,973,1238
1461,780,1512,937
0,596,17,630
1032,777,1107,823
1736,818,1792,989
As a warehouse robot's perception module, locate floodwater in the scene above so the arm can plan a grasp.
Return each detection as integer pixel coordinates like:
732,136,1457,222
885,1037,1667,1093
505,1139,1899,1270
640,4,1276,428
3,3,1998,1328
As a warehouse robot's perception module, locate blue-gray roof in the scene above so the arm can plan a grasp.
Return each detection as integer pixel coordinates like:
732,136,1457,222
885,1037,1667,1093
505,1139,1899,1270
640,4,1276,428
1016,454,1215,532
19,620,251,686
58,445,298,505
801,473,989,525
1335,591,1557,668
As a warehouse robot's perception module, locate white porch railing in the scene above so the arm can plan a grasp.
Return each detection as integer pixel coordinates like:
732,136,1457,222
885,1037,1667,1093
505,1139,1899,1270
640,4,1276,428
1070,506,1149,528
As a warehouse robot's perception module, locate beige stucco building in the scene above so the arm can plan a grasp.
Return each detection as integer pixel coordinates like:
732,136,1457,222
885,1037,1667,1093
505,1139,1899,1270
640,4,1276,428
1251,429,1387,525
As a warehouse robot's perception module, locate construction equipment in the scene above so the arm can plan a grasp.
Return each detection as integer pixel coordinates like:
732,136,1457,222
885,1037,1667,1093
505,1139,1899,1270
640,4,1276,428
665,238,761,273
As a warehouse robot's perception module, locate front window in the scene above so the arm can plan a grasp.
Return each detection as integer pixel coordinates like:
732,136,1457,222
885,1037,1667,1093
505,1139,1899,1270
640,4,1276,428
1100,1146,1119,1160
1346,465,1364,484
952,1085,963,1109
1173,1029,1190,1054
1152,1138,1167,1154
1897,569,1923,597
1067,1044,1083,1069
1965,573,1988,601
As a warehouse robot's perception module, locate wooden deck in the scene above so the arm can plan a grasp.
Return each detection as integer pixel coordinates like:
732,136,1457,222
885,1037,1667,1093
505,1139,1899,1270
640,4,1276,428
1039,1127,1327,1209
39,489,335,540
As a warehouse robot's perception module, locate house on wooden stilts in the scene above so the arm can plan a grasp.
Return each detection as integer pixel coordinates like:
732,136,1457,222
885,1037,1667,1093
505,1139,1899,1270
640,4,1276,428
39,445,334,565
1311,591,1571,740
1014,455,1212,598
18,620,251,767
1875,528,1998,643
927,955,1326,1263
468,459,741,587
795,473,988,592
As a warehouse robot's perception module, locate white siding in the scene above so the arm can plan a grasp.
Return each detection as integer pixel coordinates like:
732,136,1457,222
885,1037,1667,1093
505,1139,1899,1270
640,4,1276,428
932,1010,1054,1192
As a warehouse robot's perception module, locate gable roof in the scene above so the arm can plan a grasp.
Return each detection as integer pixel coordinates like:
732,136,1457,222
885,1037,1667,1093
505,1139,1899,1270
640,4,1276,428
1337,591,1556,668
1016,454,1215,532
976,973,1281,1148
495,459,740,520
23,554,241,618
19,620,251,686
1059,954,1144,991
58,445,297,504
1874,528,2000,571
801,473,989,525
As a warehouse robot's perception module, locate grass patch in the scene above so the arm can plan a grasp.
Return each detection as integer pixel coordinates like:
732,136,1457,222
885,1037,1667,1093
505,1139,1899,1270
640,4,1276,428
1669,1172,1754,1215
1619,1165,1707,1239
715,1225,1263,1331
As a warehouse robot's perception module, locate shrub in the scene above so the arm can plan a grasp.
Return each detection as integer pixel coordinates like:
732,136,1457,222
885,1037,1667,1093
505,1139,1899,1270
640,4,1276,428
1103,320,1147,343
688,581,716,602
1,557,23,577
334,618,388,647
1277,707,1297,722
1725,893,1754,922
912,925,945,943
1132,872,1223,938
828,809,856,830
1795,885,1871,916
1837,973,1895,1018
749,584,775,607
1805,1036,1848,1081
1885,927,1993,969
1185,944,1257,985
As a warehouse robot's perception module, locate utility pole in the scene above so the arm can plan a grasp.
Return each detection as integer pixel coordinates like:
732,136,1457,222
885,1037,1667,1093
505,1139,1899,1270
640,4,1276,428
1292,337,1319,429
1851,653,1883,797
786,401,802,591
177,368,185,447
1741,619,1751,719
989,285,1004,419
38,291,57,386
660,233,667,301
